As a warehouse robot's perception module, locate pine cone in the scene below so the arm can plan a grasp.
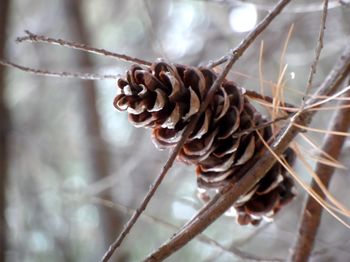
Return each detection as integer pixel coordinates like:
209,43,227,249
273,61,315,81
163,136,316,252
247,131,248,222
114,61,296,225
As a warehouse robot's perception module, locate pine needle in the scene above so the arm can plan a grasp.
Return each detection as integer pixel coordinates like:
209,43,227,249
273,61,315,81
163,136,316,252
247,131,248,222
272,64,288,122
252,98,298,112
255,131,350,229
308,103,350,111
305,84,350,110
259,40,265,97
279,24,294,76
294,145,350,217
293,123,350,137
299,133,344,167
291,142,346,170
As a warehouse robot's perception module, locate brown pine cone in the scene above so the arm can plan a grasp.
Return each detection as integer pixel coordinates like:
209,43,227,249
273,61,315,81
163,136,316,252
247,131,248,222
114,61,296,225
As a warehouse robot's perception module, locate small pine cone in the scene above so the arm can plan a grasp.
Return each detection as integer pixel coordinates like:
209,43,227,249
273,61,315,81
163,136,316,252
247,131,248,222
114,61,296,225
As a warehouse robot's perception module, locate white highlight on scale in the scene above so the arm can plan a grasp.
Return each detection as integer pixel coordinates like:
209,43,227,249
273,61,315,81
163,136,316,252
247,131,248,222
229,4,258,33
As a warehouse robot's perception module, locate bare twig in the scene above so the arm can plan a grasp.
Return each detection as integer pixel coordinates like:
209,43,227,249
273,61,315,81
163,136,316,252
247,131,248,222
91,197,282,262
302,0,329,103
101,1,292,261
232,115,289,138
290,81,350,262
143,44,350,262
207,0,292,68
100,117,200,262
195,0,341,13
16,30,152,66
0,59,120,80
245,89,297,111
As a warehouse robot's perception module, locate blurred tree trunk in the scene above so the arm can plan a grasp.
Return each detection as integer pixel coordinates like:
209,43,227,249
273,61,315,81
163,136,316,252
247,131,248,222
62,1,126,261
0,0,11,261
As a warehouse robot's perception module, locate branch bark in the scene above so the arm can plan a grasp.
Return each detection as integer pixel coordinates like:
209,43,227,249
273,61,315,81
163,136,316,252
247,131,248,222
303,0,328,99
16,30,152,66
0,59,120,80
143,43,350,262
207,0,292,68
0,0,11,260
290,82,350,262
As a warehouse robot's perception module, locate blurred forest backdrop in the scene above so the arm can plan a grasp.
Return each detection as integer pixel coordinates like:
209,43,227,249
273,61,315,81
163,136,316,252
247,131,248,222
1,0,350,261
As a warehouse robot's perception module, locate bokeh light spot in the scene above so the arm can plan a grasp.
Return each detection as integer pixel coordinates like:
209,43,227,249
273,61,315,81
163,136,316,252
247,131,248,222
229,4,258,33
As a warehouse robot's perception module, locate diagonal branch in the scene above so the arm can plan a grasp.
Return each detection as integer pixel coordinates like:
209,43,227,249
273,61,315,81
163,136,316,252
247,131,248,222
207,0,292,68
290,81,350,262
302,0,329,102
143,43,350,262
101,0,292,261
91,197,282,262
16,30,152,66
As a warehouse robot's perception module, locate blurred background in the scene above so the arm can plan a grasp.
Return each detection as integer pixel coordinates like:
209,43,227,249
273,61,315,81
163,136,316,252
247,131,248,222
1,0,350,261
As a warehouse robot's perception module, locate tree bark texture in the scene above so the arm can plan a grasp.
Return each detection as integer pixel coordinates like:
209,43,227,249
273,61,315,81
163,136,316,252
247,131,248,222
290,85,350,262
63,0,126,261
0,0,11,261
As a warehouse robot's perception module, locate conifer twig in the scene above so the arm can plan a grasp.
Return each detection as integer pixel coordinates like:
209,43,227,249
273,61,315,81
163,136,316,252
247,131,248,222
16,30,152,66
91,197,282,262
143,44,350,262
245,89,297,112
232,116,289,138
207,0,292,68
101,0,292,261
302,0,329,103
0,59,120,80
197,0,341,13
290,80,350,262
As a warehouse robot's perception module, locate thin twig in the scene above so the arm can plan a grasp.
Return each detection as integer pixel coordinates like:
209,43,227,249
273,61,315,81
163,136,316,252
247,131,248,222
302,0,329,104
16,30,152,66
194,0,341,13
91,197,282,262
207,0,292,68
290,81,350,262
0,59,120,80
100,117,200,262
143,44,350,262
232,115,289,138
101,1,292,261
245,89,297,112
0,60,297,110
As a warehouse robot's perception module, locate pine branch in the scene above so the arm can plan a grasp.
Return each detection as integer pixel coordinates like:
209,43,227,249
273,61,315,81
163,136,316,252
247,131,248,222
195,0,342,13
16,30,152,66
245,89,297,112
303,0,328,102
207,0,292,68
290,81,350,262
91,197,282,262
0,59,120,80
101,0,292,261
143,43,350,262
